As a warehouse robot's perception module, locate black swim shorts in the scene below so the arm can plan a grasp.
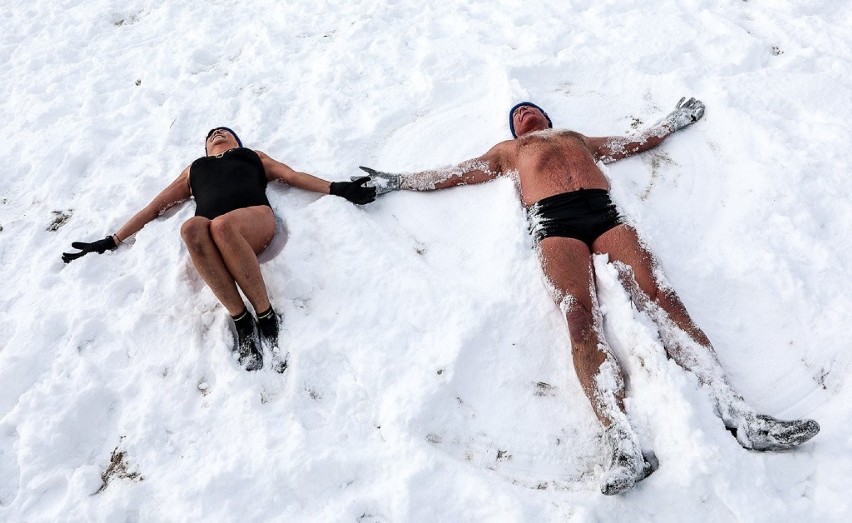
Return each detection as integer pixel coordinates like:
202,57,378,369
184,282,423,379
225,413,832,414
527,189,623,247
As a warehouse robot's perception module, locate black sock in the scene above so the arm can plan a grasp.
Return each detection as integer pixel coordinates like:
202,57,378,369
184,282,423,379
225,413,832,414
256,306,279,341
232,309,255,336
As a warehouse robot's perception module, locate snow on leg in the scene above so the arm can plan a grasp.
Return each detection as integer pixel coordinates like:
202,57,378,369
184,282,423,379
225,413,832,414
538,236,650,493
595,225,819,450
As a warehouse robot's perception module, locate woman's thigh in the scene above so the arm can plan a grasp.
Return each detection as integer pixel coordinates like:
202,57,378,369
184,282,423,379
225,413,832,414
211,206,276,255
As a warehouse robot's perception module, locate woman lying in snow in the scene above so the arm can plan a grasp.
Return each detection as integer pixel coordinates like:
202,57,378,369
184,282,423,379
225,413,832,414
62,127,375,372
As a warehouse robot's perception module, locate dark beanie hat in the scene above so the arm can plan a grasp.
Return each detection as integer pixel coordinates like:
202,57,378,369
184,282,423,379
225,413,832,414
508,102,553,138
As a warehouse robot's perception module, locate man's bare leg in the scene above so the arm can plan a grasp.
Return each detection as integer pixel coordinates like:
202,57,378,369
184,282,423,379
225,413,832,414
208,205,276,314
593,225,720,375
594,224,819,450
538,237,650,494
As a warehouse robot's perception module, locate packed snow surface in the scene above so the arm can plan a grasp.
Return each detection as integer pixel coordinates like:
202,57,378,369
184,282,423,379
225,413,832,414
1,0,850,521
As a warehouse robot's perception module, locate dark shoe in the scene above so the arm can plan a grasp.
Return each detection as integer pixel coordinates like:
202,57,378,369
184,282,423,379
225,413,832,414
731,414,820,451
256,307,280,347
600,424,655,495
233,312,263,372
257,308,287,373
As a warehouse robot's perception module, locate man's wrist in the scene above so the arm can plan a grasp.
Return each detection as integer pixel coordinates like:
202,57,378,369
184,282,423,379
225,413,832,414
396,175,409,191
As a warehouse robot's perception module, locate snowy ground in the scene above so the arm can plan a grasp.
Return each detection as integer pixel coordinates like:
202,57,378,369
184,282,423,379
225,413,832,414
1,0,850,521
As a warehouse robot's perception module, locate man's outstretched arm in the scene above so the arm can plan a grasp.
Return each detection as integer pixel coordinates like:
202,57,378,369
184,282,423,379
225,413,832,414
586,97,705,164
358,143,507,195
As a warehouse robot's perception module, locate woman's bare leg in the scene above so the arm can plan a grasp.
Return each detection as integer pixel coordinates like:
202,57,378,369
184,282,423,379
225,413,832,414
208,205,276,314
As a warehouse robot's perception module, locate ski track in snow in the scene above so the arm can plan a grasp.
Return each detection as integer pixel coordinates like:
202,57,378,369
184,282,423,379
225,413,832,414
1,0,851,521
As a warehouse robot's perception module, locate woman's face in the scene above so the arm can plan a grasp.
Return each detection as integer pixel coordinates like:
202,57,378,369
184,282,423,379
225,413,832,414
205,128,238,154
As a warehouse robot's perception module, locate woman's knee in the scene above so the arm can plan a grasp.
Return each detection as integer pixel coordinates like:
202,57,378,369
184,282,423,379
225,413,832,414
209,216,237,245
180,217,211,250
210,210,274,253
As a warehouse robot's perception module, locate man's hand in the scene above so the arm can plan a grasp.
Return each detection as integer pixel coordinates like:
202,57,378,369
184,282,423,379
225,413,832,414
353,166,402,195
62,235,118,263
665,97,705,131
329,177,377,205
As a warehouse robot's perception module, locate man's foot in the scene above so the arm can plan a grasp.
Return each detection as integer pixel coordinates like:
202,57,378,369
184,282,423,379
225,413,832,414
233,310,263,371
257,307,287,373
730,414,820,451
600,424,654,495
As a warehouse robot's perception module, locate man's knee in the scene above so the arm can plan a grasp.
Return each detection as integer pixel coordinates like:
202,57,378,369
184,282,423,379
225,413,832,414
563,296,596,343
614,261,662,305
181,217,211,251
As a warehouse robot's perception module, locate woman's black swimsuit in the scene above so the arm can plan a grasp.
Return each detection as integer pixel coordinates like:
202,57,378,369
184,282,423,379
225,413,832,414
189,148,271,219
527,188,623,247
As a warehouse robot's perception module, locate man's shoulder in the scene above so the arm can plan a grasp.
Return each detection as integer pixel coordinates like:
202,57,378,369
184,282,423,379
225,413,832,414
562,129,587,140
485,139,517,167
491,139,514,151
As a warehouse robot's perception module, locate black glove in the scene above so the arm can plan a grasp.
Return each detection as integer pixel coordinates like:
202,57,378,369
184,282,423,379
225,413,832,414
329,177,377,205
354,166,402,195
62,236,118,263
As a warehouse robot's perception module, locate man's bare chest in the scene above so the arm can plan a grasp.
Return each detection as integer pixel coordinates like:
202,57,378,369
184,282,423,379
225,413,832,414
515,138,598,178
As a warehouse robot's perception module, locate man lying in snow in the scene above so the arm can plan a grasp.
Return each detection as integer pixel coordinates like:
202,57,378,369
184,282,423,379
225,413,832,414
357,98,820,495
62,127,375,372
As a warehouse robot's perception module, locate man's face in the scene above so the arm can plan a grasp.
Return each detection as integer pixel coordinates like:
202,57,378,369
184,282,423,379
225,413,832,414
512,105,550,137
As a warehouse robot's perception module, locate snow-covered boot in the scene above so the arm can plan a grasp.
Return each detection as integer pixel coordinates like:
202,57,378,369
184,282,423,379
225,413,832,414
731,414,820,451
600,424,654,495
